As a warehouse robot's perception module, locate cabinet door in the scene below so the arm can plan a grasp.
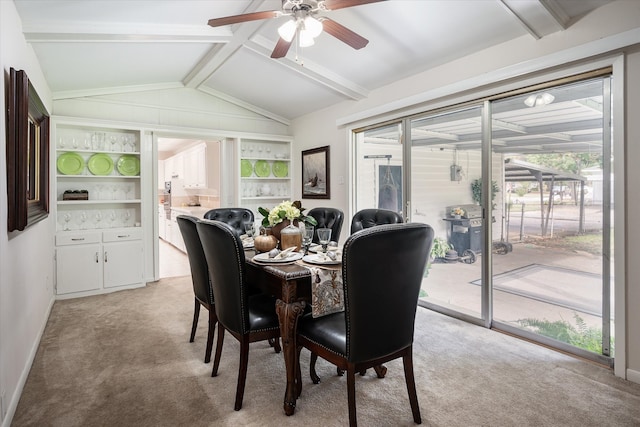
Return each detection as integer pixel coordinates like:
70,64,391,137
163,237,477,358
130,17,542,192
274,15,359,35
103,241,143,288
56,244,102,294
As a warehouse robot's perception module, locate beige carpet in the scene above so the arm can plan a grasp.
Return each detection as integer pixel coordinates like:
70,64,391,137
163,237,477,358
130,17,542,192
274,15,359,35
12,276,640,427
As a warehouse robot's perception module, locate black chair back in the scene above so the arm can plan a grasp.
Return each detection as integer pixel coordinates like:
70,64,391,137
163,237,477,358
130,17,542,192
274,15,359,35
307,207,344,244
203,208,254,237
196,219,248,335
343,222,433,362
176,215,213,306
349,208,404,234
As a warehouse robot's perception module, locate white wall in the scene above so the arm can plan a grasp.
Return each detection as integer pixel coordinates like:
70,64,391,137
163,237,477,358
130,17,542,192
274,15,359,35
290,0,640,379
0,1,55,425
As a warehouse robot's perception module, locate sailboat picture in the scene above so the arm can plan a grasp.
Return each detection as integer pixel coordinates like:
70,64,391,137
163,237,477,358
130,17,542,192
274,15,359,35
302,146,330,199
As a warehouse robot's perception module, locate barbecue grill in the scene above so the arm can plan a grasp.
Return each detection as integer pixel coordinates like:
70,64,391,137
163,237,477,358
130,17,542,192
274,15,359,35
444,204,483,254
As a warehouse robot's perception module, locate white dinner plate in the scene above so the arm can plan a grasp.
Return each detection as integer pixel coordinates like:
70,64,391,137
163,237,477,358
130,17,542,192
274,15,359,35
302,254,341,265
252,252,303,264
309,244,340,254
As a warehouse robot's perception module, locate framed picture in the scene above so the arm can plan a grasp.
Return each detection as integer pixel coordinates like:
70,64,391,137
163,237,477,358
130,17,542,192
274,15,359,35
6,68,50,232
301,146,330,199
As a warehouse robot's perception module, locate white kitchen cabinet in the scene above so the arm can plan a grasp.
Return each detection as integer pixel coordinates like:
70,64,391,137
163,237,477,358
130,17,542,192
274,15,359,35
158,206,167,240
184,144,207,189
55,229,143,296
169,210,186,252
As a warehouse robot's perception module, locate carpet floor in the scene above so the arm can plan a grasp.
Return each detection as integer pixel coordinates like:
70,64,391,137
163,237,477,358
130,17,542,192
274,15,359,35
12,275,640,426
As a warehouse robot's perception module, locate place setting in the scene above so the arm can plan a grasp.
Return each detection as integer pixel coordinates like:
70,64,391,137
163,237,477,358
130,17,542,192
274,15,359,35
252,246,303,264
301,228,342,266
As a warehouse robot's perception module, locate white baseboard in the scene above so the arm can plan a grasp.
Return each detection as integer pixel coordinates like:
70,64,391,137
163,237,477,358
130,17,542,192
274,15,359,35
627,368,640,384
2,296,55,427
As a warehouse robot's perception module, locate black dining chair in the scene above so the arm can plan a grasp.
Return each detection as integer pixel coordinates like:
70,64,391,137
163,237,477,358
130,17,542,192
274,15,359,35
196,219,282,411
307,207,344,244
350,208,404,234
296,222,433,427
203,207,254,236
176,215,216,363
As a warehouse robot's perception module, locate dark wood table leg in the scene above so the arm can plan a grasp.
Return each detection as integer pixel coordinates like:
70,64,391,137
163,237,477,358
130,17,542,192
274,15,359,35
276,298,306,416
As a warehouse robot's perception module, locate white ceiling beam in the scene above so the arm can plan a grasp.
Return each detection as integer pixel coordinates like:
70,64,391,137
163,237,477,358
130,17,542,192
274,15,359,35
23,23,230,43
499,0,543,40
539,0,571,30
184,0,274,88
244,36,369,100
52,82,185,100
412,128,459,141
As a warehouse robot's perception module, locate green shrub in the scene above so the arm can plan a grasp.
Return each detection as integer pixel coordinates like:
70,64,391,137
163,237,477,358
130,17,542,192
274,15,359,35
517,313,612,354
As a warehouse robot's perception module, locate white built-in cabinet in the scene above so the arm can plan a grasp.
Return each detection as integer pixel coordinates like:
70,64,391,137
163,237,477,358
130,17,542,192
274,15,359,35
55,230,143,295
237,138,292,214
53,120,146,297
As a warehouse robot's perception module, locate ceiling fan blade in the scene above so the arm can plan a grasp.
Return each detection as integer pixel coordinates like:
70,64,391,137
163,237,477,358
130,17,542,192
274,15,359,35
271,38,292,58
322,0,387,11
207,10,279,27
321,18,369,49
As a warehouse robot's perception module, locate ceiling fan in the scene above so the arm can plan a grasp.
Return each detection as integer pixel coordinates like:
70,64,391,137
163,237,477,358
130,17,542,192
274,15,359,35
207,0,387,59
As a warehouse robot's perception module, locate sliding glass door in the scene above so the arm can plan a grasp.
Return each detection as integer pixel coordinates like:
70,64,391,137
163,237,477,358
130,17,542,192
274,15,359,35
352,72,613,364
490,77,613,362
408,106,484,319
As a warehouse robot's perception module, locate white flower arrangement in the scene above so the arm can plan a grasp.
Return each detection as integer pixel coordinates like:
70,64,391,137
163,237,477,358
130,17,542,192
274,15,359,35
258,200,317,227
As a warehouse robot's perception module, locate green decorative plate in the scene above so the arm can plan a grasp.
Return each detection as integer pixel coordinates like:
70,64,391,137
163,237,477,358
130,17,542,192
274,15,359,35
254,160,271,177
240,159,253,177
117,155,140,176
272,161,288,178
87,153,114,176
57,152,84,175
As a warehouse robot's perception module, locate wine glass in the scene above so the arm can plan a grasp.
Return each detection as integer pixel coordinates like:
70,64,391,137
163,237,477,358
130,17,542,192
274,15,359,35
79,211,88,230
63,213,72,231
244,221,254,238
107,210,117,228
317,228,332,253
121,209,132,227
94,211,103,228
303,225,314,255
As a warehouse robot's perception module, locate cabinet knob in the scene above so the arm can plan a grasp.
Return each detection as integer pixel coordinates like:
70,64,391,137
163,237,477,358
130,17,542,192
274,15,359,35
104,251,108,262
95,252,99,263
72,238,85,241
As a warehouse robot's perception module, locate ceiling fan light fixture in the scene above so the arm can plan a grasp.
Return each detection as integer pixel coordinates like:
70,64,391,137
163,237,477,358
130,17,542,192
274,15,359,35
303,15,323,38
278,19,297,42
524,92,555,107
299,29,316,47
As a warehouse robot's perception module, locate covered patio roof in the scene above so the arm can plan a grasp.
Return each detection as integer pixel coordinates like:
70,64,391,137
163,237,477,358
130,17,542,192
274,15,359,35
504,158,587,183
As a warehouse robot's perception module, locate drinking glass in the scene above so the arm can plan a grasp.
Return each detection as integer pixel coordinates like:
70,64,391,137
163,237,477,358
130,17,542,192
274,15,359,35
317,228,332,253
303,225,314,255
244,222,254,238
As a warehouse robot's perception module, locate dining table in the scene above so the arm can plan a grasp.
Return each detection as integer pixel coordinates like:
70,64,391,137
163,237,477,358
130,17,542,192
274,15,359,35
244,247,314,416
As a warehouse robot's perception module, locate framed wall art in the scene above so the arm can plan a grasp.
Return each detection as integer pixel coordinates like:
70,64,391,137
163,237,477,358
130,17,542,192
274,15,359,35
301,145,330,199
6,68,50,232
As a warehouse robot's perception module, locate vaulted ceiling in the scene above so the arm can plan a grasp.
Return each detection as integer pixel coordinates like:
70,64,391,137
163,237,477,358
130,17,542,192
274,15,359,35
13,0,615,127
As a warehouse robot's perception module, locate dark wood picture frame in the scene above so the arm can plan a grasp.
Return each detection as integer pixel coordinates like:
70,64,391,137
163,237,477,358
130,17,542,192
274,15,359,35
301,145,330,199
6,68,50,232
